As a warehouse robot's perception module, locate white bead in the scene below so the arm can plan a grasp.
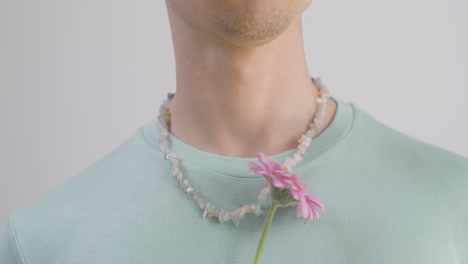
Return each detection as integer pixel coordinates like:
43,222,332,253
172,170,181,179
197,199,206,210
219,211,226,222
177,177,184,185
251,203,262,216
213,210,220,218
182,179,189,188
314,116,324,126
208,205,216,218
224,211,232,222
238,208,247,219
204,203,216,218
231,214,240,226
175,173,183,181
185,185,193,194
203,203,211,218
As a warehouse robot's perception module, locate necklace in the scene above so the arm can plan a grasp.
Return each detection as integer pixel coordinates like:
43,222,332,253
156,77,330,225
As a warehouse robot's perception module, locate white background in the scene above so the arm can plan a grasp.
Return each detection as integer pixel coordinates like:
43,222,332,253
1,0,467,238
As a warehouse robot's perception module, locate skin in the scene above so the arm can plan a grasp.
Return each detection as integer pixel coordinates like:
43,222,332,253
164,0,337,158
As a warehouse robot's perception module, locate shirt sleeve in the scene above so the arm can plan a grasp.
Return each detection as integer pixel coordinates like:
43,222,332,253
0,215,26,264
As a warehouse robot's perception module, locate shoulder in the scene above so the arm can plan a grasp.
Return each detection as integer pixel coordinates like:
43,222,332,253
347,101,468,199
2,122,166,262
349,101,468,166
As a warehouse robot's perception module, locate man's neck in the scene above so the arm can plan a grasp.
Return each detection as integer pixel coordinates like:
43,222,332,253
166,12,337,158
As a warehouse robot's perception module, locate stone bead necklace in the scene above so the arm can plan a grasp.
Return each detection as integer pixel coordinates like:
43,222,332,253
156,77,330,225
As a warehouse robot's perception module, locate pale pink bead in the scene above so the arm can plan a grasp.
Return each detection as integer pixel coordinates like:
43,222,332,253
175,173,183,181
158,140,168,148
166,153,176,160
203,203,216,218
298,146,306,154
305,129,315,138
309,123,319,130
314,120,324,127
172,170,181,179
285,157,296,166
234,208,241,216
209,206,216,218
231,214,240,226
238,208,247,219
258,193,267,204
159,145,169,154
314,115,323,123
261,187,270,195
186,186,193,193
299,135,311,147
224,211,232,222
315,111,325,119
293,153,302,163
157,142,166,150
250,203,262,216
182,179,189,187
299,140,310,148
171,159,179,167
197,199,205,210
177,177,184,185
243,205,252,213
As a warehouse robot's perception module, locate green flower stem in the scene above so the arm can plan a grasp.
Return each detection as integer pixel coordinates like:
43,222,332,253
253,201,280,264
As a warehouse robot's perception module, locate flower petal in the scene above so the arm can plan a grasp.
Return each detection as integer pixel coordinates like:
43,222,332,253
256,152,273,173
272,178,286,188
301,201,308,219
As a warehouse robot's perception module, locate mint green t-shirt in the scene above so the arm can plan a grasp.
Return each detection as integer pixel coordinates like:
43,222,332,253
1,97,467,264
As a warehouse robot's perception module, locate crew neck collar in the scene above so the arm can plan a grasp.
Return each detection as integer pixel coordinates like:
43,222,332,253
142,96,355,178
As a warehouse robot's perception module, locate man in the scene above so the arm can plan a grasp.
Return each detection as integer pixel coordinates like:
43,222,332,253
1,1,467,263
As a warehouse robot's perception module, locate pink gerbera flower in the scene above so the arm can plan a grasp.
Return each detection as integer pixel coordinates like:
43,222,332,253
248,152,326,264
247,152,325,224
